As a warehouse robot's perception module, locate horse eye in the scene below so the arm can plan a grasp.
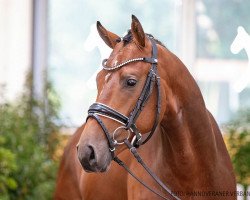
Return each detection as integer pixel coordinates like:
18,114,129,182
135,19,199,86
126,79,137,87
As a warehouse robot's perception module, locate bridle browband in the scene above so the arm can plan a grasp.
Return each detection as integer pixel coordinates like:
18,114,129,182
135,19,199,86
86,37,180,200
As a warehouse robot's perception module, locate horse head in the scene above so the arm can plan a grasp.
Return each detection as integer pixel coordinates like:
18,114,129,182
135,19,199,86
77,15,169,172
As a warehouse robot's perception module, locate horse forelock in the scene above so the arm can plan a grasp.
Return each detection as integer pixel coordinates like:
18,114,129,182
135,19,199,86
121,29,167,49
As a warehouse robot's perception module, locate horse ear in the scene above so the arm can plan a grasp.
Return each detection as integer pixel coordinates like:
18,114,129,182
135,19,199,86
131,15,145,47
97,21,120,49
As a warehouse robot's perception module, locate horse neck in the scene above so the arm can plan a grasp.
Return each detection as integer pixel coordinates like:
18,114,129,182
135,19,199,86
156,49,218,169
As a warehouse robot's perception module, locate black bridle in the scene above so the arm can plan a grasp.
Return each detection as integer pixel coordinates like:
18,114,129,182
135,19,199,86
86,37,180,200
88,37,160,148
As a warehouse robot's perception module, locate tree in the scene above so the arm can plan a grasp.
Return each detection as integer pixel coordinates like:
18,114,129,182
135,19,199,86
224,108,250,188
0,72,61,200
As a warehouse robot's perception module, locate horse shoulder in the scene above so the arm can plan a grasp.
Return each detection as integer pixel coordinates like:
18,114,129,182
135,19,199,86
207,110,236,190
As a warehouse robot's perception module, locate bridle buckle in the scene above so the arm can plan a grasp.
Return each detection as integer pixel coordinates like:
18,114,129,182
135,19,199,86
109,147,116,152
131,133,142,148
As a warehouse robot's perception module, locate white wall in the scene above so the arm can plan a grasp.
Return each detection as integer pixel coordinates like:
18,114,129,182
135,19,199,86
0,0,32,101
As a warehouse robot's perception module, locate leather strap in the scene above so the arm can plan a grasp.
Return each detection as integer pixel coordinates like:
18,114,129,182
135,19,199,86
127,38,160,145
113,157,174,200
88,103,128,125
123,139,180,200
87,113,116,158
141,65,161,145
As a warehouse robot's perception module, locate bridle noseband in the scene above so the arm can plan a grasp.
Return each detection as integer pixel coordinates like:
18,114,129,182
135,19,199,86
86,37,180,200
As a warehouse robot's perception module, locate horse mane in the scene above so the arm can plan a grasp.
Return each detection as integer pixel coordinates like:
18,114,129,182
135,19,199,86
119,30,167,48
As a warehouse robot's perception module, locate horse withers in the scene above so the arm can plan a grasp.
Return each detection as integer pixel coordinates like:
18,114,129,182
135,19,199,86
54,15,236,200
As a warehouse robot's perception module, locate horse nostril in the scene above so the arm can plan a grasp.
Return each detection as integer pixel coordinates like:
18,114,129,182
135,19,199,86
88,145,96,164
77,144,99,172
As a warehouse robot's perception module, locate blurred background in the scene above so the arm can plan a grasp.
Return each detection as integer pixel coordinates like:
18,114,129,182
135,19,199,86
0,0,250,199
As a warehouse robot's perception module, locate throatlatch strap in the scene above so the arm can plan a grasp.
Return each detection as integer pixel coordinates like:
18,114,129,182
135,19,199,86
126,69,155,128
141,66,161,145
143,38,160,143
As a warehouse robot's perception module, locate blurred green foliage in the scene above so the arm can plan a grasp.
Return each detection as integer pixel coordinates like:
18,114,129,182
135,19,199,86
224,108,250,187
0,136,17,200
0,75,61,200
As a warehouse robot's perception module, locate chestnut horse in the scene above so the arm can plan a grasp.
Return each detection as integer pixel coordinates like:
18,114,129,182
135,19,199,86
54,15,236,200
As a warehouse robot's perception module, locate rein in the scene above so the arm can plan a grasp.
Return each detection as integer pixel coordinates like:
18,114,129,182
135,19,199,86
87,38,180,200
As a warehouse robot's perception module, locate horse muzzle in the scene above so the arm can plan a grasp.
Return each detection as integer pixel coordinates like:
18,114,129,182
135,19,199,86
77,142,112,173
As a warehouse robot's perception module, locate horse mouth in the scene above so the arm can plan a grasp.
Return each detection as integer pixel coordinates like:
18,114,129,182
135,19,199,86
81,162,110,173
